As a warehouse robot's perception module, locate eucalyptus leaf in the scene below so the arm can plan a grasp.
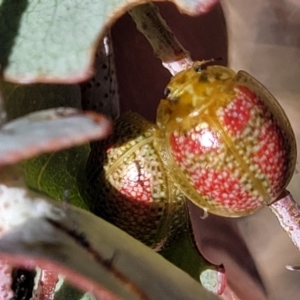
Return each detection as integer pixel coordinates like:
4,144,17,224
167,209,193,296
1,80,92,208
0,0,218,83
0,108,110,166
0,81,81,121
21,145,90,210
0,169,217,299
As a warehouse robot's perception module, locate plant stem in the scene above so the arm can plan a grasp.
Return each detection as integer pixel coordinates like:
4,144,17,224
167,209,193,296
39,270,59,299
129,2,193,75
269,191,300,251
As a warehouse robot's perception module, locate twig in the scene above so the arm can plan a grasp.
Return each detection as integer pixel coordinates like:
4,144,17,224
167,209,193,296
269,191,300,251
39,270,59,300
128,2,193,75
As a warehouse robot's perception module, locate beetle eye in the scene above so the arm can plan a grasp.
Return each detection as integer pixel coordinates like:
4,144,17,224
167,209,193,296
194,64,204,73
163,87,171,98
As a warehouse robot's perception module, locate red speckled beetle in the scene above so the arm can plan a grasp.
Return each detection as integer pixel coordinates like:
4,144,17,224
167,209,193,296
156,62,297,217
86,112,187,249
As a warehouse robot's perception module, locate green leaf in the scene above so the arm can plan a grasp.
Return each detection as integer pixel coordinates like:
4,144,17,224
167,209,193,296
0,81,107,210
54,280,96,300
0,188,218,300
0,166,217,299
0,0,125,83
160,229,225,295
0,0,217,83
0,0,107,83
160,231,210,281
0,81,81,121
21,145,90,210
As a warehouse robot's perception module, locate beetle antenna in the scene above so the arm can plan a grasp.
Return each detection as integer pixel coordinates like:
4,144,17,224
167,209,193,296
194,57,223,72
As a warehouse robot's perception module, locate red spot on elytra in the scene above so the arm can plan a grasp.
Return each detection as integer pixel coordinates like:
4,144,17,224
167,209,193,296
192,169,261,211
237,86,259,105
120,179,152,202
223,86,258,135
120,163,152,202
170,128,220,166
253,121,287,195
110,165,164,247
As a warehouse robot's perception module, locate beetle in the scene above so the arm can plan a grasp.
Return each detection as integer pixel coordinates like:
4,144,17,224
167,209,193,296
155,61,296,217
